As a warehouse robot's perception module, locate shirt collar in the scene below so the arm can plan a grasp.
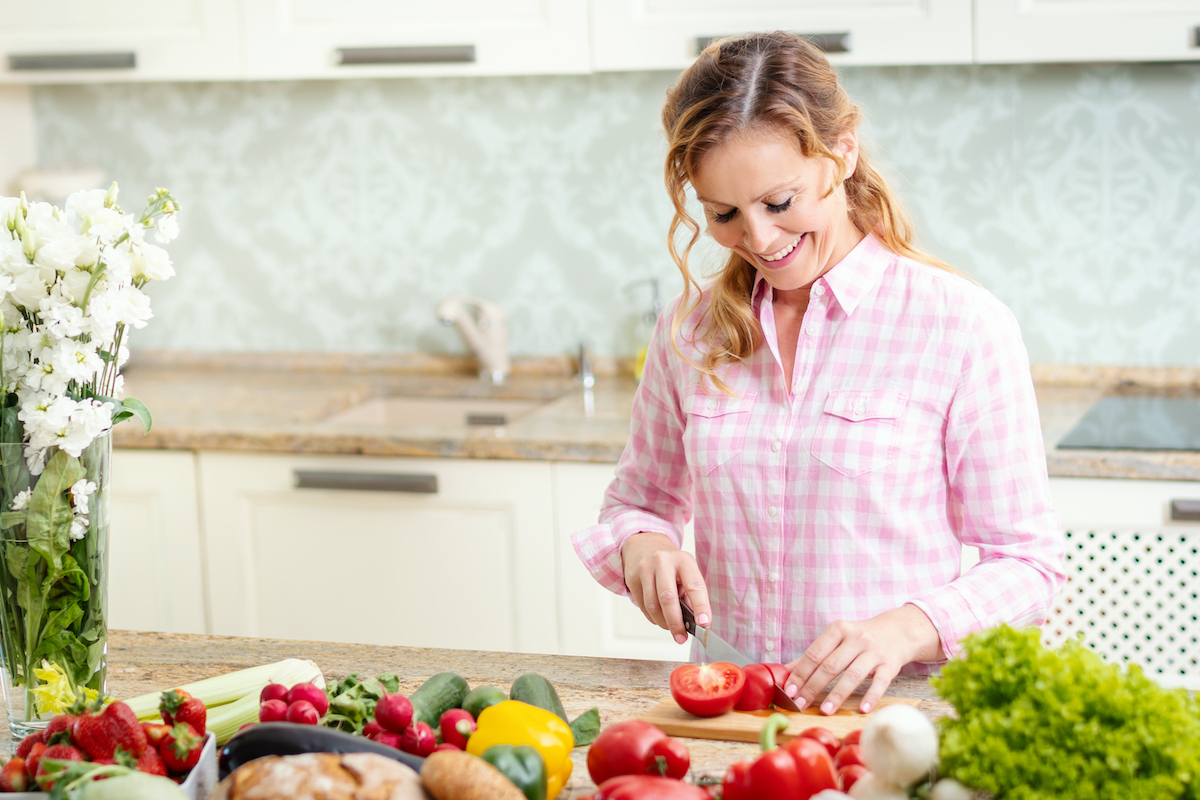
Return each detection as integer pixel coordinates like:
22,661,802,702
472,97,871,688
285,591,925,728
751,232,894,317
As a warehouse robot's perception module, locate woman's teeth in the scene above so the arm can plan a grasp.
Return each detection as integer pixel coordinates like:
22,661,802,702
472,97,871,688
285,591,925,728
761,237,801,262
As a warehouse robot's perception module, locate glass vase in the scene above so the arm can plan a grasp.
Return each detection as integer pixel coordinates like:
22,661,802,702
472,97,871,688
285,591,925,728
0,432,110,738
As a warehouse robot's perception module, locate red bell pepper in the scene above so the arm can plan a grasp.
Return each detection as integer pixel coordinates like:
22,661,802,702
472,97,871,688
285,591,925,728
586,720,691,785
580,774,712,800
781,733,840,798
722,713,802,800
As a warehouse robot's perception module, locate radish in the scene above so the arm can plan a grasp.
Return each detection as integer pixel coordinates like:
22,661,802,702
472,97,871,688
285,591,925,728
259,699,288,723
286,682,329,717
260,683,289,704
285,700,320,725
368,731,402,749
362,720,387,738
399,721,436,757
439,709,475,750
375,693,414,734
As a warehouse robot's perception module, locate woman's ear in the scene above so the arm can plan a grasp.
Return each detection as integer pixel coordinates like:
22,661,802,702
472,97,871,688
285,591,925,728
837,129,860,181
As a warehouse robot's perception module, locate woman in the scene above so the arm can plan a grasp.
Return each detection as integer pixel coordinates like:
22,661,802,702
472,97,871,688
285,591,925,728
572,31,1065,716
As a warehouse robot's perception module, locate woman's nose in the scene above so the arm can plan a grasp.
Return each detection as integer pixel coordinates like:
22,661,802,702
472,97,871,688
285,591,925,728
741,212,775,254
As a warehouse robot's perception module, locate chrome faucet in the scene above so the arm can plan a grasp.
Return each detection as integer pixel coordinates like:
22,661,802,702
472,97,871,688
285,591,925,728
437,295,510,384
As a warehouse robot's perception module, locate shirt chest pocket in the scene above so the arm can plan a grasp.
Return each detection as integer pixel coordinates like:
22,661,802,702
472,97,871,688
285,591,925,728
810,389,909,478
683,389,757,476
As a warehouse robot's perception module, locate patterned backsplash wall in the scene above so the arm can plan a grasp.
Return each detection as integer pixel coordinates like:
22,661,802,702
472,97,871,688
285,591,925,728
32,62,1200,365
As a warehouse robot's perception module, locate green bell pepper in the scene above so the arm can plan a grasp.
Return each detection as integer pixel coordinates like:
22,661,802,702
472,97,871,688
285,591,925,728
481,744,548,800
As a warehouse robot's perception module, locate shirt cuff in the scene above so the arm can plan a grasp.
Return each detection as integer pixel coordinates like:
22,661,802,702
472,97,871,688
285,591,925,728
907,584,985,661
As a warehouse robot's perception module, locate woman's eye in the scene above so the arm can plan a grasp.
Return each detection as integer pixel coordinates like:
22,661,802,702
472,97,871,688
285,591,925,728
766,198,792,214
711,209,737,224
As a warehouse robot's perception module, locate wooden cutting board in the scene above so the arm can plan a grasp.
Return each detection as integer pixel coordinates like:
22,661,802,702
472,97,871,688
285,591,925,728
640,695,922,743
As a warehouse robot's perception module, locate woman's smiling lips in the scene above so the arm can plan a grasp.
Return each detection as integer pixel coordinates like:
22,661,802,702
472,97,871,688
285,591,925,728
751,234,805,269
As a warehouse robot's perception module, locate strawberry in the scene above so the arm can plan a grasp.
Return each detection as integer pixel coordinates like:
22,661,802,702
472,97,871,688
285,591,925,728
45,713,77,746
72,700,148,760
143,722,172,749
0,758,29,792
24,742,46,782
14,730,44,759
34,743,83,791
160,689,206,734
116,745,169,777
160,722,204,773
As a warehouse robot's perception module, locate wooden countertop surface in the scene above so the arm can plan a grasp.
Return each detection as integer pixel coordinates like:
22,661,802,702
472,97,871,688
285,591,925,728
0,630,955,797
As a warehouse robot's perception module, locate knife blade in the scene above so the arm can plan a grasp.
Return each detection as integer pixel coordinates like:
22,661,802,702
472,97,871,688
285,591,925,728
679,602,750,667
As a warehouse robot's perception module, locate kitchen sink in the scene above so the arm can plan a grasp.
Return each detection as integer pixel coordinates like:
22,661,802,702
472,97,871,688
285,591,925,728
323,396,549,427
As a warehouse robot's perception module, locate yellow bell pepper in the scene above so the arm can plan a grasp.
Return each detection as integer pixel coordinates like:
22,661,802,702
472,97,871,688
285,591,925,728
466,700,574,799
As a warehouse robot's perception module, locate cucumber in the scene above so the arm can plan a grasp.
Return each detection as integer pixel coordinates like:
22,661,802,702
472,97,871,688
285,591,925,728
462,685,508,720
509,673,567,722
409,672,470,727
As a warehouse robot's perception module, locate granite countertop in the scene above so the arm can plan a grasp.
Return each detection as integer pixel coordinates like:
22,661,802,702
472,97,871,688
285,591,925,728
114,353,1200,480
0,630,953,797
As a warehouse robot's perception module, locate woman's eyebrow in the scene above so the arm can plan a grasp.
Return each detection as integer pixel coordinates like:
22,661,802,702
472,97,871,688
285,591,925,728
695,179,802,207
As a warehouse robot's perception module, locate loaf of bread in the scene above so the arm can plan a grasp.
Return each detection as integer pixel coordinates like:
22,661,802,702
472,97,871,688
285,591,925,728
206,752,430,800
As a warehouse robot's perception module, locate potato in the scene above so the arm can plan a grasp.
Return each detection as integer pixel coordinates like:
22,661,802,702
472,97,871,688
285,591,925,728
420,749,526,800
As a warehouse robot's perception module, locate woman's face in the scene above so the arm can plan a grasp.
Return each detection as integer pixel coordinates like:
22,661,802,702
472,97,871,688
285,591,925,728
691,126,863,298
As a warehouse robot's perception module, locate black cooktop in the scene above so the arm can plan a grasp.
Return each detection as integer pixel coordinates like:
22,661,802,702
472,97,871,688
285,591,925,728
1057,396,1200,452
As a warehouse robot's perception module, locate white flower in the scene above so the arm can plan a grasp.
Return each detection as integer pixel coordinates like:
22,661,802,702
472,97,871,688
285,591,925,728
154,214,179,244
39,294,87,340
131,243,174,282
33,234,91,273
69,516,88,541
65,190,107,233
70,479,96,515
83,207,131,247
10,488,31,511
45,337,104,385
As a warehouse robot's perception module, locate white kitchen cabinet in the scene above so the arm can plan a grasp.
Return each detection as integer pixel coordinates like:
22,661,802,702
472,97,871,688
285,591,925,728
554,462,694,661
1044,476,1200,689
198,452,558,653
591,0,973,71
0,0,243,84
240,0,591,80
108,449,207,635
976,0,1200,63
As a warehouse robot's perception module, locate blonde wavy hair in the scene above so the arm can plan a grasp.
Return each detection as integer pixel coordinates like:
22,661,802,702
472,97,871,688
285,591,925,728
662,31,954,392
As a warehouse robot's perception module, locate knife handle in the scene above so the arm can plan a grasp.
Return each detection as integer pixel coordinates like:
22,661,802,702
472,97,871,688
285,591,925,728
679,601,697,636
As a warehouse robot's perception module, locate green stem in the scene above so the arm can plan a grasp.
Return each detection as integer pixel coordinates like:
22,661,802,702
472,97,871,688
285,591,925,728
759,713,790,752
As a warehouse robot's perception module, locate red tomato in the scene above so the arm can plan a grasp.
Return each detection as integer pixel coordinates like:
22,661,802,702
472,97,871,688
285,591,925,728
734,664,776,712
838,764,870,792
647,737,691,779
762,663,792,687
589,775,712,799
798,727,839,759
670,663,746,718
840,729,863,749
834,743,866,770
780,735,839,798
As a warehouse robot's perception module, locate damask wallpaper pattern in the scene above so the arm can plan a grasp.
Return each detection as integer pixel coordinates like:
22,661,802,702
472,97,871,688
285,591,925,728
31,62,1200,365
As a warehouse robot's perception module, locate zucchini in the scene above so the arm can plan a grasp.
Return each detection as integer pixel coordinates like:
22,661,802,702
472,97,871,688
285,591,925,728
509,673,567,722
410,672,470,727
462,685,508,720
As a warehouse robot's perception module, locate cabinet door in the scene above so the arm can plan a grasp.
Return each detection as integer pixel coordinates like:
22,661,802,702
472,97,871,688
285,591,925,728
554,462,693,661
591,0,973,71
1046,477,1200,689
241,0,590,79
199,452,557,653
976,0,1200,63
109,450,206,634
0,0,242,83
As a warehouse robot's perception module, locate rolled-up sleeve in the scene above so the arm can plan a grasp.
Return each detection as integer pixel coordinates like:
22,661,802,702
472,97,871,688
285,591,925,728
571,310,694,596
908,299,1067,660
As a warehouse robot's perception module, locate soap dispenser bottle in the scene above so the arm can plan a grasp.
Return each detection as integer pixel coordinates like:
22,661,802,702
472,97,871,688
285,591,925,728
625,278,663,383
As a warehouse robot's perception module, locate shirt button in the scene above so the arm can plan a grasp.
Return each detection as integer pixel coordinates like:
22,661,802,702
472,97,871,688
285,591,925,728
768,506,778,517
854,400,867,415
706,399,717,410
805,324,819,336
812,284,826,296
771,440,781,452
769,571,778,582
764,641,775,652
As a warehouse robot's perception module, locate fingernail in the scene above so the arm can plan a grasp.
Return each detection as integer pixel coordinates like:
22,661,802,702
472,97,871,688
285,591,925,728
697,613,710,626
785,684,798,698
820,701,834,715
674,634,687,644
861,702,872,713
797,699,809,711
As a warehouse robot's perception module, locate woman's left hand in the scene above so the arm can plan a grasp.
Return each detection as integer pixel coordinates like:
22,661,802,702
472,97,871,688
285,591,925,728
781,604,944,715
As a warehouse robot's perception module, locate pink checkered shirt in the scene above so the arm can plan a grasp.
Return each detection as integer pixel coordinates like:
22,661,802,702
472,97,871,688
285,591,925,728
572,234,1065,670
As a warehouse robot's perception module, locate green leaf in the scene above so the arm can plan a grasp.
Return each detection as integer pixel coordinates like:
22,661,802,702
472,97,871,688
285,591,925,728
568,707,601,747
25,450,86,571
0,509,27,529
110,396,152,433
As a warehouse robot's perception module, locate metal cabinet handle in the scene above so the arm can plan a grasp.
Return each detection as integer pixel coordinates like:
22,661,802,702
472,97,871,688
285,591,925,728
1170,500,1200,522
336,45,475,66
294,470,438,494
696,32,851,55
8,52,137,71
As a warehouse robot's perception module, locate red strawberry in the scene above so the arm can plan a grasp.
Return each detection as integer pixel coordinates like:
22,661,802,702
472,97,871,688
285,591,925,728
160,689,206,734
45,714,77,746
116,745,169,777
143,722,172,750
160,723,203,773
15,730,44,759
24,742,46,782
0,758,29,792
72,700,148,760
35,743,83,790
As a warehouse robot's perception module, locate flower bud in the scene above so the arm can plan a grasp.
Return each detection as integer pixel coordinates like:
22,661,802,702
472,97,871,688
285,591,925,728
104,181,119,208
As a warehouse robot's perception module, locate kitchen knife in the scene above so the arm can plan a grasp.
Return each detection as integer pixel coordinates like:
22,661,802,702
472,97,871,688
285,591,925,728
678,603,803,712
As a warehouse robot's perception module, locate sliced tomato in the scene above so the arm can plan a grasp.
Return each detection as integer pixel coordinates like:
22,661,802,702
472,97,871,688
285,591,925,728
670,662,745,717
734,663,775,712
762,662,792,688
798,726,839,759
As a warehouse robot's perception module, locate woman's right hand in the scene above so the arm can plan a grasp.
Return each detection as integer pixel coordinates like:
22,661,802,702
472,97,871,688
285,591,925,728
621,531,713,645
